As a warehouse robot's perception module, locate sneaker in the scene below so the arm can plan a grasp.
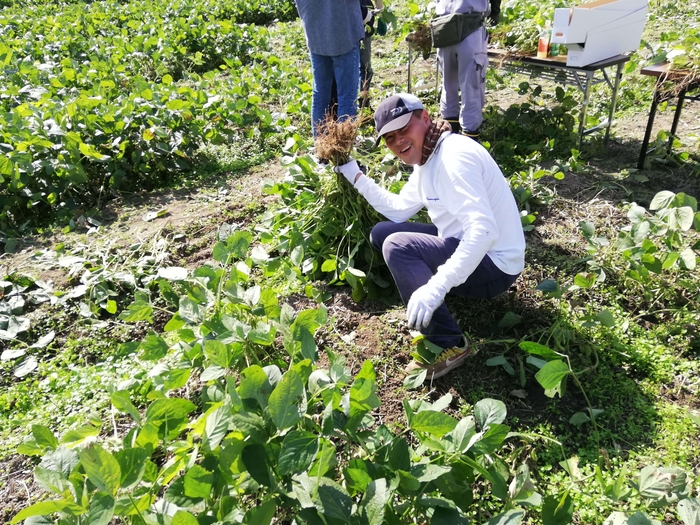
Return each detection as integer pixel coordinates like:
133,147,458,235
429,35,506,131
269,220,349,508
405,337,471,379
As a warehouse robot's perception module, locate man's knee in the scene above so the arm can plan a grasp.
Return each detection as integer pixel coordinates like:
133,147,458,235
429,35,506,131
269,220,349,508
369,222,394,251
381,232,412,266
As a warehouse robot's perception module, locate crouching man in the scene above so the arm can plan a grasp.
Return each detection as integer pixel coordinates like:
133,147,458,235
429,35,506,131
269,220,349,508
336,93,525,379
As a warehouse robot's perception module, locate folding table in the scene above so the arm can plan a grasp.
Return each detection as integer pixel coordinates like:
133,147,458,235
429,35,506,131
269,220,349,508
487,49,630,149
637,63,700,169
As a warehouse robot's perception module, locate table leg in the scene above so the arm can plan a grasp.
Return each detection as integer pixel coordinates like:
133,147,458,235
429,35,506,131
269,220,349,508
578,71,593,150
667,88,687,153
407,47,412,93
637,82,662,170
604,63,624,147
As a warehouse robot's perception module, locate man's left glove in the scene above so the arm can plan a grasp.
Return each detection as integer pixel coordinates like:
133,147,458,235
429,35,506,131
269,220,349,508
335,159,362,186
406,282,447,330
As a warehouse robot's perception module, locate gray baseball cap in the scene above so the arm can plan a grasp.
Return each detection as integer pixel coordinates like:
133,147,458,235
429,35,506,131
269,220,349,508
373,93,424,147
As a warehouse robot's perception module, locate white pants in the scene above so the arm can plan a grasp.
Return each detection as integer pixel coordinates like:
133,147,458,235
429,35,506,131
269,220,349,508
437,26,488,132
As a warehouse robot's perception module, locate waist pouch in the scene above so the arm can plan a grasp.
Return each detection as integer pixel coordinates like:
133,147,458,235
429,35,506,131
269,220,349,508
430,12,484,48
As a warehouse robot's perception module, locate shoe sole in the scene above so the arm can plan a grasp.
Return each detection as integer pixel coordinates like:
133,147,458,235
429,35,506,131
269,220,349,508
428,356,470,379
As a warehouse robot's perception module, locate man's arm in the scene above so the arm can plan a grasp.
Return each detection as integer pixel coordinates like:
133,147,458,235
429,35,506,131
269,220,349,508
336,160,423,222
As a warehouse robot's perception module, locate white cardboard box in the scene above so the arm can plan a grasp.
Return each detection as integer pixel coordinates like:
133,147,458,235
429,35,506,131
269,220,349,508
551,0,648,67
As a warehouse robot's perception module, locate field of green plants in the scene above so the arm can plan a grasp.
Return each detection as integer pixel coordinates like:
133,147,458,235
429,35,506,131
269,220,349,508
1,0,699,524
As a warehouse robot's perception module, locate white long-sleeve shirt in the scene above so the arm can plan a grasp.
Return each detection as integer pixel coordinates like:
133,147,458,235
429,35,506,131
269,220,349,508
354,133,525,291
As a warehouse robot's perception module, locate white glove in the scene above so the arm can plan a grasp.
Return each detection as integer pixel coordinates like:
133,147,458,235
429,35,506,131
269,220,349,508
406,282,447,330
335,159,362,186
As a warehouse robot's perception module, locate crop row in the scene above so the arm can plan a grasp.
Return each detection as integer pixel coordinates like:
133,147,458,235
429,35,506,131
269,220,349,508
0,0,302,229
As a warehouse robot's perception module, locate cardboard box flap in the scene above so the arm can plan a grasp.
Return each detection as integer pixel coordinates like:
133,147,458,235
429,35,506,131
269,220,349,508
551,0,648,44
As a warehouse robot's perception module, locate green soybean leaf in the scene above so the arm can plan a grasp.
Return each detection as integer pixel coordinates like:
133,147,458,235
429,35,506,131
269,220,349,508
39,447,79,478
569,412,591,426
87,492,115,525
315,478,353,522
164,476,202,508
243,499,276,525
474,398,507,429
139,334,169,361
471,424,511,455
241,444,271,487
184,464,213,499
118,299,153,323
204,339,233,368
179,297,204,325
78,445,121,496
432,507,468,525
203,404,231,452
535,360,570,390
542,493,574,525
361,478,388,525
347,361,380,431
278,431,318,476
31,425,58,451
33,466,73,496
145,398,196,424
62,424,100,447
172,510,199,525
410,410,458,437
111,391,141,423
238,365,274,409
483,509,525,525
232,412,268,444
345,467,374,494
11,500,86,523
269,370,305,431
403,368,427,389
596,309,616,327
410,463,451,482
114,448,148,489
602,511,659,524
519,341,561,360
388,436,411,471
677,498,700,525
679,248,697,270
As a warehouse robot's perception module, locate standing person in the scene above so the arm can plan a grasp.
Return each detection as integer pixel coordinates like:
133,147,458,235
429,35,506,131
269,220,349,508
358,0,383,110
335,93,524,379
293,0,365,137
435,0,501,139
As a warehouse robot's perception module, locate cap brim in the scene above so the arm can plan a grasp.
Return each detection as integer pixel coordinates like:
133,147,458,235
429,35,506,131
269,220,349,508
372,112,413,148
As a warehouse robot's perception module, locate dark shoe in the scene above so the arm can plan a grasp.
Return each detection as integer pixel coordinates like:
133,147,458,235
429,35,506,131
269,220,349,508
405,337,471,379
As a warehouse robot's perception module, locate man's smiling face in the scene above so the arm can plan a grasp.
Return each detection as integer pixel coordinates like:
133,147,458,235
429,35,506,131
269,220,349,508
383,110,431,165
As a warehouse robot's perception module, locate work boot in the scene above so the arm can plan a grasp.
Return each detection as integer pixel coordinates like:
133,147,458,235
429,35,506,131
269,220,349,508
444,116,461,134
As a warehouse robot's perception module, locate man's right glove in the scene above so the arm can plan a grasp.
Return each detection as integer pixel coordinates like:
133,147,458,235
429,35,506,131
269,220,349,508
406,282,447,330
335,159,362,186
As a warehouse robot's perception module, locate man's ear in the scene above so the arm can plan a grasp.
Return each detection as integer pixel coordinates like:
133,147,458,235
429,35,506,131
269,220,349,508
420,109,431,124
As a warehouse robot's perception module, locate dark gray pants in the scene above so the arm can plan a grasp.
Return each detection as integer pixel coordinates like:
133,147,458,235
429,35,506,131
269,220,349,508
370,221,519,349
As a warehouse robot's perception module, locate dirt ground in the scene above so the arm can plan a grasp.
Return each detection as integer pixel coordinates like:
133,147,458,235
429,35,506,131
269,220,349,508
2,42,700,522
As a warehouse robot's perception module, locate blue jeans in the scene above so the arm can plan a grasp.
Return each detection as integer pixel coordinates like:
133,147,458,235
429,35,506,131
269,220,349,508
370,221,520,349
310,46,359,136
